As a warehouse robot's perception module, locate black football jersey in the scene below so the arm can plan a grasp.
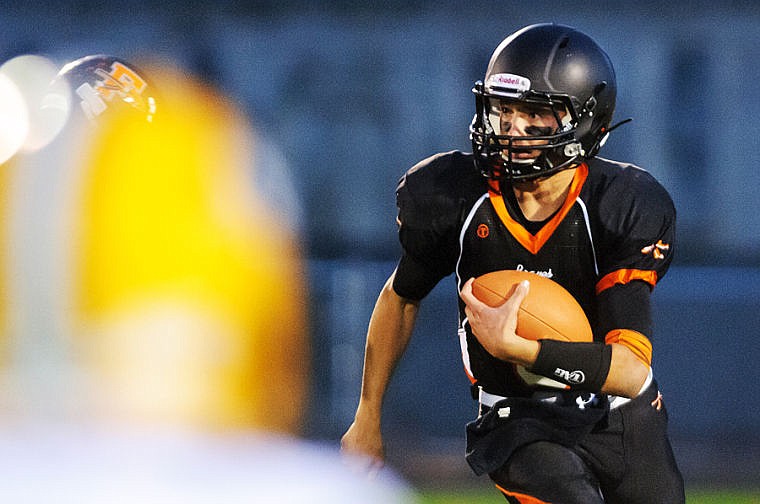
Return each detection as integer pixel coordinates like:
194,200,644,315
392,151,676,397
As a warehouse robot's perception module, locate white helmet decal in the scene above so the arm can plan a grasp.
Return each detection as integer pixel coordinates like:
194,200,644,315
485,73,531,98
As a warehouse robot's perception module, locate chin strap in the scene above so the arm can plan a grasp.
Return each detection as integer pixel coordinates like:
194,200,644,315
606,117,633,134
597,117,633,150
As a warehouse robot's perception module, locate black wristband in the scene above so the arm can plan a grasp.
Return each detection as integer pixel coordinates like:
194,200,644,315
529,340,612,392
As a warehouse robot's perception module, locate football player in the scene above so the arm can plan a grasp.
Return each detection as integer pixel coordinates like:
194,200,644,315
341,23,685,503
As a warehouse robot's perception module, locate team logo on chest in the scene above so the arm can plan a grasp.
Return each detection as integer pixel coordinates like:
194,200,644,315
476,223,490,238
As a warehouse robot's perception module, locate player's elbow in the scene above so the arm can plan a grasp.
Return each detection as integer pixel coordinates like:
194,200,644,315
602,343,650,398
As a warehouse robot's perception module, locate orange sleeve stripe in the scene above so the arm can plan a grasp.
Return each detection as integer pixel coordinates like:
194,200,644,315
596,269,658,295
605,328,653,366
495,484,550,504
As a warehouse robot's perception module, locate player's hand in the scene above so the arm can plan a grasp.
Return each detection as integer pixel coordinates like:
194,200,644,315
340,416,385,477
459,277,538,366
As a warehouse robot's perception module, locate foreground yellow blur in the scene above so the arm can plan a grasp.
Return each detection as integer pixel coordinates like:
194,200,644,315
0,60,309,434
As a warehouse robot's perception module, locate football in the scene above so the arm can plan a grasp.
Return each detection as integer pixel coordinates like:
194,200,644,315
470,269,592,343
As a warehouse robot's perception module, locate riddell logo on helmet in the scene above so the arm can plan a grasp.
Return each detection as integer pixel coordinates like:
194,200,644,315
486,73,531,93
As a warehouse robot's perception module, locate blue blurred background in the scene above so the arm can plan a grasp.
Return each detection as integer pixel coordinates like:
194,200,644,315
2,0,759,493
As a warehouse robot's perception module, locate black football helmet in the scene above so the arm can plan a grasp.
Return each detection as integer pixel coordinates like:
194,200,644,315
56,54,157,124
471,24,624,182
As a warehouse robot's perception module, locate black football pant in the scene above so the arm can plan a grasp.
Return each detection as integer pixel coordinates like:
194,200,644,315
489,380,685,504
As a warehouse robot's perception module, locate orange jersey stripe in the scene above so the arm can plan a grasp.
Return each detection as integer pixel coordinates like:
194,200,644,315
488,164,589,255
605,328,653,366
495,484,551,504
464,365,477,384
595,269,658,295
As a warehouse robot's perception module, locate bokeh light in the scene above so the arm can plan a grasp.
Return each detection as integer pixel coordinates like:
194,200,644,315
0,55,71,163
0,72,29,164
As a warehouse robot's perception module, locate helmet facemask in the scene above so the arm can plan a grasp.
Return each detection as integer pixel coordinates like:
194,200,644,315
470,80,585,183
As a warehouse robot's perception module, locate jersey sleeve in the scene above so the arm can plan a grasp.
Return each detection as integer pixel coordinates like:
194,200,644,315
595,165,676,293
593,164,676,357
392,152,466,300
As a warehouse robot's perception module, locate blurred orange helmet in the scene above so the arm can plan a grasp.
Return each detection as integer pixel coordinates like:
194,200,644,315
56,54,157,124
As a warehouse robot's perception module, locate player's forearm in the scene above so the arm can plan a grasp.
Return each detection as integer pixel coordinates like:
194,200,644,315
600,343,650,397
355,276,420,417
528,339,649,397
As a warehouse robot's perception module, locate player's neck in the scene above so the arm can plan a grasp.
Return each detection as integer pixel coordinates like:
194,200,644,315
511,168,577,222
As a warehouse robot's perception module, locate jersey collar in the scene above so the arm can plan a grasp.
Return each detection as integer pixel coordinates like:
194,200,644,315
487,163,589,254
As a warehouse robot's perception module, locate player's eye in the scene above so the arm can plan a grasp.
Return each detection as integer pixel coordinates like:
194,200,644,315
526,106,553,119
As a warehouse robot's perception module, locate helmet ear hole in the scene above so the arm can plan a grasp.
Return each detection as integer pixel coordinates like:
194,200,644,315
584,96,597,114
584,81,608,115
